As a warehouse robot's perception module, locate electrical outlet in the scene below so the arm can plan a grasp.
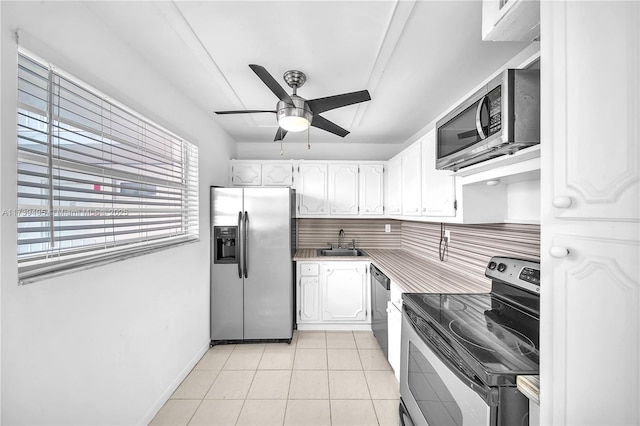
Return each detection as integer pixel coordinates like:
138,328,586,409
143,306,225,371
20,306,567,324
444,230,451,242
385,224,391,233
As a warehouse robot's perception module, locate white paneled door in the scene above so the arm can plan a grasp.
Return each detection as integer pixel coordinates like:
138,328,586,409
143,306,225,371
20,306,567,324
540,1,640,425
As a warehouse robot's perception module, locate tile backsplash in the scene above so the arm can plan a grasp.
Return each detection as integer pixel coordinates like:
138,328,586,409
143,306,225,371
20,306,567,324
297,219,401,250
297,219,540,281
401,221,540,284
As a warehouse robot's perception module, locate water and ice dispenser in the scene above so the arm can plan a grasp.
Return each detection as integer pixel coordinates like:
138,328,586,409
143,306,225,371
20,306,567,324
214,226,238,264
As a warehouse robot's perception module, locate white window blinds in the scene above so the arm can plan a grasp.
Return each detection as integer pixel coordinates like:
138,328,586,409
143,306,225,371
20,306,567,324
16,52,199,284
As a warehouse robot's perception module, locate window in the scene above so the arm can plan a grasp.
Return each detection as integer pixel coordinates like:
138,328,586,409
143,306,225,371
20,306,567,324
16,52,199,284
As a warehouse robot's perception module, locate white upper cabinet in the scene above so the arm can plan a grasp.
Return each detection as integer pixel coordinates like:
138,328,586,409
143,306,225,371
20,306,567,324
393,132,457,220
421,130,456,217
401,142,422,216
387,155,403,216
359,164,385,215
294,161,385,218
547,7,638,222
482,0,540,42
263,163,294,186
298,163,329,216
540,2,639,425
230,160,294,187
230,162,262,186
328,164,359,215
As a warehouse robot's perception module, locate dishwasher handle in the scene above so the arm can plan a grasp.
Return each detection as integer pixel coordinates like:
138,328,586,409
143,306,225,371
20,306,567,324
370,264,391,290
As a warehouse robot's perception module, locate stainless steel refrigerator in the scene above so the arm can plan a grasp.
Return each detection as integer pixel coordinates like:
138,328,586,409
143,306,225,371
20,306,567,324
210,187,295,343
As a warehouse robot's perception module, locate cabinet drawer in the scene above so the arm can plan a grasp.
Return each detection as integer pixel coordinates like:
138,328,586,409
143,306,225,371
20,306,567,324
300,263,319,276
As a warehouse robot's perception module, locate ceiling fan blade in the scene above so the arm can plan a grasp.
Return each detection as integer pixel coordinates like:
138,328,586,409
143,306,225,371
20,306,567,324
306,90,371,114
311,115,349,138
249,64,294,106
214,110,276,115
274,127,288,141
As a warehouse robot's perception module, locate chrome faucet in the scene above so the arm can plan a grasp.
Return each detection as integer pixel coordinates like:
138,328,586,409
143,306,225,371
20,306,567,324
338,229,345,248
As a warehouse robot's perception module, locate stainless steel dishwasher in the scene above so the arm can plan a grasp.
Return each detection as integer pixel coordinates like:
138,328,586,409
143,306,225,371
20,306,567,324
370,264,391,357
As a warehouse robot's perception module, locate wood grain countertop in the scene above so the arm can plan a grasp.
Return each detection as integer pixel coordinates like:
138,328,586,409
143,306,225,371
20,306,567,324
293,248,490,294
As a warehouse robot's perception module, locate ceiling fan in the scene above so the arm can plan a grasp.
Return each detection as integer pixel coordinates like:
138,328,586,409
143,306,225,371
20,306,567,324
215,64,371,141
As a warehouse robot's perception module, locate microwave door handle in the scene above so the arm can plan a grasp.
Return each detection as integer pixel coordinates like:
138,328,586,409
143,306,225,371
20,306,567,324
475,95,489,140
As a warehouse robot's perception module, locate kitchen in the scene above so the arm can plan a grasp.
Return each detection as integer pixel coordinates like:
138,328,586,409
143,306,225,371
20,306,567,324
1,1,638,426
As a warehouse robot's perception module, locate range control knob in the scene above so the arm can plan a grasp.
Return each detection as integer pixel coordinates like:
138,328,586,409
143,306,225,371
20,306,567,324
488,261,497,270
497,263,507,272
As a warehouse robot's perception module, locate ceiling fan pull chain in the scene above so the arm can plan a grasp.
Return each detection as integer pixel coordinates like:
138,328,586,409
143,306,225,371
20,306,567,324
280,139,284,156
307,126,311,150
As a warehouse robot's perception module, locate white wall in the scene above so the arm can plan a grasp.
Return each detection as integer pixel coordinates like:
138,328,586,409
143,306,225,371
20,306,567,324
236,141,402,161
1,2,235,424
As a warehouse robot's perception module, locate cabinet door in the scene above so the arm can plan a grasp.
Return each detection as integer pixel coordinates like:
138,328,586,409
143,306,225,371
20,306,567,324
231,162,262,186
421,130,456,217
359,164,384,215
329,164,359,215
298,164,328,216
541,2,640,425
387,301,402,381
387,156,402,216
321,263,368,322
401,142,422,216
298,275,320,322
547,5,639,222
263,163,294,186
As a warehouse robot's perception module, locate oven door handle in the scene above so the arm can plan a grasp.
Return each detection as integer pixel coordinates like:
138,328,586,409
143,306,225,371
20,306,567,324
405,309,497,406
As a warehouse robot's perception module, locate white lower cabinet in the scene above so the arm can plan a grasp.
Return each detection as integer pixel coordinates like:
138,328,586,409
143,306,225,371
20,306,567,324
299,275,320,322
297,261,371,330
322,262,368,321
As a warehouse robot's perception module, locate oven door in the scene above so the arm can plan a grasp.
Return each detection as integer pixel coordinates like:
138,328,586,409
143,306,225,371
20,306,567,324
400,309,492,426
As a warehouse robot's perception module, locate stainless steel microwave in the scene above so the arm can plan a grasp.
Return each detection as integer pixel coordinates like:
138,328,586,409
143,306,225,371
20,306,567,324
436,69,540,171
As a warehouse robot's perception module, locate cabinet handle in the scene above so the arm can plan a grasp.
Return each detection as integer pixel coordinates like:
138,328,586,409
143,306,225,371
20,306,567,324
552,196,572,209
549,246,570,258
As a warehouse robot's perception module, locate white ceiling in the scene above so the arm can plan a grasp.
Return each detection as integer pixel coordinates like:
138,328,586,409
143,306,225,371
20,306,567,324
87,1,531,145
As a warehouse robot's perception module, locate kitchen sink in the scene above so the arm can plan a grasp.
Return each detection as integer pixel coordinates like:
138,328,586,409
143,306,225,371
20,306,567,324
317,248,367,257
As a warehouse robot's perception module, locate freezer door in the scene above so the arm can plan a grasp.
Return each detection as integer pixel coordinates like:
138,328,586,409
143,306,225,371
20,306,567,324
211,187,244,340
243,187,293,340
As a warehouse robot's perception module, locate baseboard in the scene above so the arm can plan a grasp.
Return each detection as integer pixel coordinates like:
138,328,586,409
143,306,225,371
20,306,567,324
297,323,373,331
137,340,210,425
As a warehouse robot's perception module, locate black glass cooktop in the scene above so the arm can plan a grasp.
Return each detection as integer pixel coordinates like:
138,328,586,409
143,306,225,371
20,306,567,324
404,292,539,386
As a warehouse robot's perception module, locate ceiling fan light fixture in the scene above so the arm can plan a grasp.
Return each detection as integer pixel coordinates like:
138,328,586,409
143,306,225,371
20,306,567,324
279,115,310,132
277,97,313,132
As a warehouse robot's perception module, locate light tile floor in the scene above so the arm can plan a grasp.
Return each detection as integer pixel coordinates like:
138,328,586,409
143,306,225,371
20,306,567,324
150,331,399,426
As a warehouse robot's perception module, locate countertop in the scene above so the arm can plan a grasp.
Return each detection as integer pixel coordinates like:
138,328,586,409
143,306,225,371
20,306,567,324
294,248,490,294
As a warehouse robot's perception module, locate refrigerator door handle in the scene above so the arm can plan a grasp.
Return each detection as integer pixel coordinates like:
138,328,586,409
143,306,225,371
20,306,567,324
237,211,243,279
243,211,249,278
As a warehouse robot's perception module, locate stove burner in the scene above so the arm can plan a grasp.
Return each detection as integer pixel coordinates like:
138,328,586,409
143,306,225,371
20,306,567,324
421,294,467,311
448,320,535,355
